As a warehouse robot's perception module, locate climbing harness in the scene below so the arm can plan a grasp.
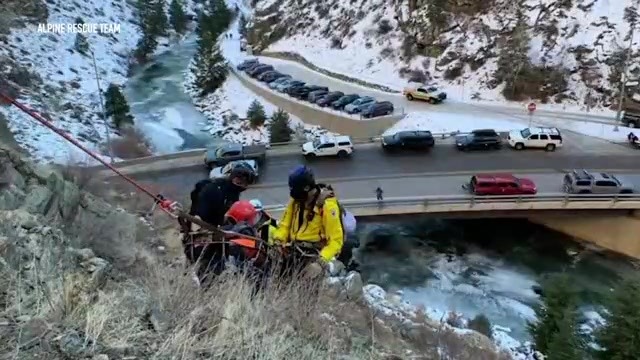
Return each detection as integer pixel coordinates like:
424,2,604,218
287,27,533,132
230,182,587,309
0,90,263,243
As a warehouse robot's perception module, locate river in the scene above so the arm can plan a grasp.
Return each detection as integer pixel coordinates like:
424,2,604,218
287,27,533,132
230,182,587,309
355,216,637,343
121,35,633,348
123,37,222,154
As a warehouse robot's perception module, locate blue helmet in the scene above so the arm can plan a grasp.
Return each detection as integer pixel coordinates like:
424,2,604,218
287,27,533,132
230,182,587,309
288,165,315,189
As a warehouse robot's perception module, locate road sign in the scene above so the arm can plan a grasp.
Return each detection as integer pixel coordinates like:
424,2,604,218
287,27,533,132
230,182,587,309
527,102,536,112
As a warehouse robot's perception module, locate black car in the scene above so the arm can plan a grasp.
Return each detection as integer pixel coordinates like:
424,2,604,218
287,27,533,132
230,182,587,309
361,101,394,118
381,130,435,151
455,129,502,151
290,86,313,99
259,71,287,82
316,91,344,107
237,59,259,71
280,80,305,92
243,62,263,73
332,94,359,110
248,65,274,77
285,82,306,94
306,85,328,93
257,70,278,81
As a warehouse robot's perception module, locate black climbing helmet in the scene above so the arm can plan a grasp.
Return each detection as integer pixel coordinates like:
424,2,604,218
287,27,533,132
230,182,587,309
229,161,257,184
288,165,315,189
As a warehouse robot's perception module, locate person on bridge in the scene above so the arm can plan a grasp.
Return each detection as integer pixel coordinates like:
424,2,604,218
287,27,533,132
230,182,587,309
375,187,384,201
272,165,345,278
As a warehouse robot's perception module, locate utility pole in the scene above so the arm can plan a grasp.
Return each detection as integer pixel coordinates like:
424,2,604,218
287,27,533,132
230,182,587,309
615,17,637,131
90,49,114,163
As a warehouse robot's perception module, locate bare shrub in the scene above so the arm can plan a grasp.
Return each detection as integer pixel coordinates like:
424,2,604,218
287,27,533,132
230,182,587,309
380,46,394,59
468,313,493,339
405,68,430,83
330,36,342,49
106,127,153,159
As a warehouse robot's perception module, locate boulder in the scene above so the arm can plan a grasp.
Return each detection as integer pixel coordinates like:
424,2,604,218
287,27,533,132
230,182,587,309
344,271,363,299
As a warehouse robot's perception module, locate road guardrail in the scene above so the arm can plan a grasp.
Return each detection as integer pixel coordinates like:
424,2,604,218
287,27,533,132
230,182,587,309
94,130,490,169
263,193,640,214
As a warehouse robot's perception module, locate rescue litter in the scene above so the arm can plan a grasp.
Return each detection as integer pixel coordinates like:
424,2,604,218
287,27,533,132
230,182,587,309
37,23,121,34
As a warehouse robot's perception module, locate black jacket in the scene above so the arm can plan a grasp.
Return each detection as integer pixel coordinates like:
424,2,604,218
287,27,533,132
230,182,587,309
191,178,241,227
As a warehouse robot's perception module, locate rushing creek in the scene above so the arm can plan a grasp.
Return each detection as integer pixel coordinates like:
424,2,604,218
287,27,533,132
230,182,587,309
123,40,636,345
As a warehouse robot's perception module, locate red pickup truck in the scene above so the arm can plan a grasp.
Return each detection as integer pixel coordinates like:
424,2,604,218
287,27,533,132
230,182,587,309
462,173,538,195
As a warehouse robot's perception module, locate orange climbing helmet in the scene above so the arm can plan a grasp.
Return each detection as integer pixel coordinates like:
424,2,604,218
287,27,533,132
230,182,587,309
225,200,259,226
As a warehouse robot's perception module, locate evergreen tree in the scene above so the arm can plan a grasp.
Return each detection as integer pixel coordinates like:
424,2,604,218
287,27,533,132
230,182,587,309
207,0,233,37
527,274,583,357
148,0,169,37
247,100,266,128
494,13,531,99
269,108,292,143
596,278,640,360
193,43,228,96
238,14,248,37
134,32,158,64
546,309,583,360
74,33,89,55
104,83,134,129
169,0,188,34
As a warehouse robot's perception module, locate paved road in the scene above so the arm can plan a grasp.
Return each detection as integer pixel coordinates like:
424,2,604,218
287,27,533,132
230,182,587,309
130,146,640,200
246,173,640,207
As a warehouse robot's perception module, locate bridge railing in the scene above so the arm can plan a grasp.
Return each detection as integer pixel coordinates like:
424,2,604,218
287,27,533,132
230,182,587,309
262,193,640,212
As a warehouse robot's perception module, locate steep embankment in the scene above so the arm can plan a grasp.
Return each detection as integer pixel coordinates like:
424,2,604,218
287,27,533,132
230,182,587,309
0,143,515,359
249,0,640,108
0,0,197,163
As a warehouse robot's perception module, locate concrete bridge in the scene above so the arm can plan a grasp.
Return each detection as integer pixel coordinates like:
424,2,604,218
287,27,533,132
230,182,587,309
242,173,640,260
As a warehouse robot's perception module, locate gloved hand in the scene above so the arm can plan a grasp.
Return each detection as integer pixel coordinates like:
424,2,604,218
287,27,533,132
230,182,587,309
302,259,327,279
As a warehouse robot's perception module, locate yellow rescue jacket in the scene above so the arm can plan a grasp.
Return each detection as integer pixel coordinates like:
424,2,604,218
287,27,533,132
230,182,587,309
273,196,344,262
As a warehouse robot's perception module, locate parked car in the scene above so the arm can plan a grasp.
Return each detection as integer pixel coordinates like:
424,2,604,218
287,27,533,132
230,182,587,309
382,130,435,151
289,86,313,99
243,62,263,73
210,160,259,183
237,59,259,71
563,169,635,194
268,75,292,89
456,129,502,151
274,78,298,91
302,135,354,158
462,173,538,196
361,101,394,118
258,71,286,82
256,70,277,81
203,143,267,169
285,82,306,94
381,130,436,151
248,64,274,77
278,80,305,92
308,89,329,102
403,86,447,103
306,85,329,93
332,94,359,110
344,96,375,114
316,91,344,107
507,127,563,151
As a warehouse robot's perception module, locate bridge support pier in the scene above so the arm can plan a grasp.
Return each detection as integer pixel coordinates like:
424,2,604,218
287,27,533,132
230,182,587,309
529,214,640,259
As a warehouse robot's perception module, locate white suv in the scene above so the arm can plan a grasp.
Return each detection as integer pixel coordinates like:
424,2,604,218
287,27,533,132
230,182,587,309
508,127,563,151
302,135,354,158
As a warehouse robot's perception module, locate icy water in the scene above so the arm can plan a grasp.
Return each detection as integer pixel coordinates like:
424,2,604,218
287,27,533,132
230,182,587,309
355,217,638,342
124,37,224,154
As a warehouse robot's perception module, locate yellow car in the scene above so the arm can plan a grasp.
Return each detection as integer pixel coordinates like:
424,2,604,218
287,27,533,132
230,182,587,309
402,86,447,104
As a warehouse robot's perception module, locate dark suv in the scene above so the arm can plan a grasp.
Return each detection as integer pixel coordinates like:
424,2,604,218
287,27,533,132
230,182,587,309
332,94,359,110
361,101,394,118
563,169,635,194
381,130,435,151
456,129,502,151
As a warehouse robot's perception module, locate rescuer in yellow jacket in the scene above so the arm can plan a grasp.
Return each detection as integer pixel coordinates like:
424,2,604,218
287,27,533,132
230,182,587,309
273,165,344,277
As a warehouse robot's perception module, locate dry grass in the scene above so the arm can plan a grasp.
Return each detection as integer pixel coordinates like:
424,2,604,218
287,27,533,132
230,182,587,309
105,127,153,160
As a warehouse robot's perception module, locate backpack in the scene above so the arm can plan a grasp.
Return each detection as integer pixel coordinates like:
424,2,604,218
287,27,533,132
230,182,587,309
315,184,357,236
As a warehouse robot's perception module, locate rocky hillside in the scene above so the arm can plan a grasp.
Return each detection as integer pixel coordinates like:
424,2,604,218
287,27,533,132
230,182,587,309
0,143,517,359
0,0,198,163
249,0,640,107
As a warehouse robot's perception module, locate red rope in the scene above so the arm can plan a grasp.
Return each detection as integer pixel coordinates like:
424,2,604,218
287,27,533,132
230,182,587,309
0,90,265,242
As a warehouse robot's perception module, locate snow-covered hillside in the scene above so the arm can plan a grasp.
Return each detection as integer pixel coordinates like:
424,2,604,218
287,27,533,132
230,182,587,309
249,0,640,108
0,0,195,163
